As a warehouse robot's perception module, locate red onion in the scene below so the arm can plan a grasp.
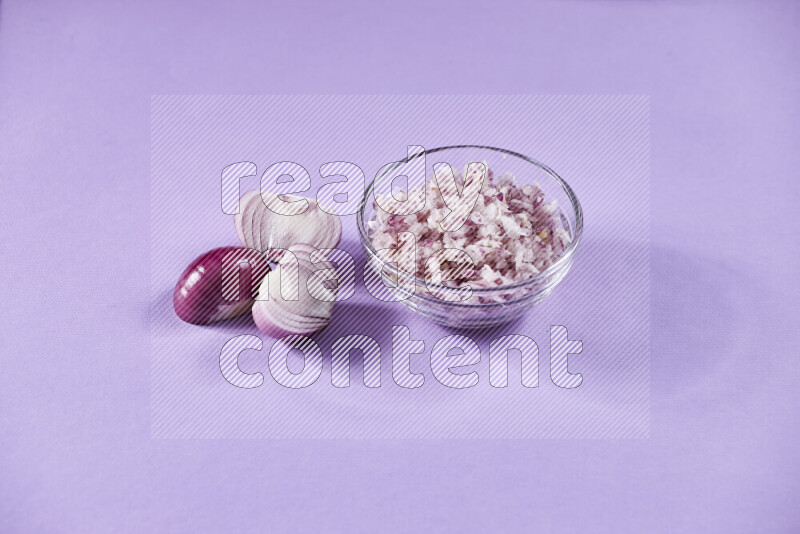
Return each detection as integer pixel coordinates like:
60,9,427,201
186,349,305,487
368,164,571,303
235,190,342,252
251,243,338,337
173,247,270,325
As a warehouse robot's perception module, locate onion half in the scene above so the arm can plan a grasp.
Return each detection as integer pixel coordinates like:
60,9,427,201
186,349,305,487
234,190,342,252
251,243,338,337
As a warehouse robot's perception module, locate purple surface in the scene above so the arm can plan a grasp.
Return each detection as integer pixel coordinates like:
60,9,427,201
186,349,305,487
1,0,798,532
150,95,651,439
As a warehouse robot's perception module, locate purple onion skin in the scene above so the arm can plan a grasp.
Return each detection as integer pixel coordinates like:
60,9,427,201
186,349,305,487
173,247,270,325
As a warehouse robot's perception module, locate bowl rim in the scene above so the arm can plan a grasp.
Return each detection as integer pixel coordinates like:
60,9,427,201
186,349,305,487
356,145,584,304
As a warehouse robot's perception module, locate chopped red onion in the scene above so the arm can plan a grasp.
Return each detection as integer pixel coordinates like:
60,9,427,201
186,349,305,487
368,164,571,303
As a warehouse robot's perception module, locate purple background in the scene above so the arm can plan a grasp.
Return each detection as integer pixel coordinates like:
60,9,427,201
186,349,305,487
1,0,798,532
150,95,650,439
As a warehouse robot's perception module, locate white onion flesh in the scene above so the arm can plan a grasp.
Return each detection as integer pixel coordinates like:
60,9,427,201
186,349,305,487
234,190,342,254
251,244,338,337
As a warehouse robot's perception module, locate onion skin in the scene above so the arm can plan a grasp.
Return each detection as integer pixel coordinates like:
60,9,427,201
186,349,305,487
173,247,270,325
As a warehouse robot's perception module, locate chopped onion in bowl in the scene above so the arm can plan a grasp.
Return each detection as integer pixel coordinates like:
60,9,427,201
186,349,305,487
367,163,572,304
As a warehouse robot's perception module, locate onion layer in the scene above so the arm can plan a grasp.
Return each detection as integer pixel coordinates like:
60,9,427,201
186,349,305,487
251,244,338,337
235,190,342,252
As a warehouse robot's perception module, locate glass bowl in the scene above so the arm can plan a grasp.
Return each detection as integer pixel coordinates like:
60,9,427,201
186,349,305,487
356,145,583,329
